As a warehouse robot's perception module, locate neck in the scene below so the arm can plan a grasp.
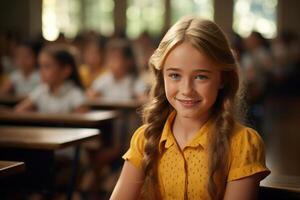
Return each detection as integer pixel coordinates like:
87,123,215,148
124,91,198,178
89,64,102,72
173,112,211,142
21,68,34,78
113,73,126,81
49,81,65,95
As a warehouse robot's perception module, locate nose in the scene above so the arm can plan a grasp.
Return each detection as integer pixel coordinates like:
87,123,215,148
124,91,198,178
180,78,194,96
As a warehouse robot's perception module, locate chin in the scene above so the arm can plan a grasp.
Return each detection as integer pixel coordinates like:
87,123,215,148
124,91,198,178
176,109,201,119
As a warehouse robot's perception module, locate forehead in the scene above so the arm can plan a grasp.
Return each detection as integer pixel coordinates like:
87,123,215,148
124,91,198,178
39,52,57,65
163,42,218,72
39,52,51,60
17,45,33,53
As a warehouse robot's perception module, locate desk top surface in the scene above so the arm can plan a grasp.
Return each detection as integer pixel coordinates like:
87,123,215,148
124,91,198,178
0,126,100,150
260,174,300,193
0,95,24,105
84,99,142,110
0,160,25,178
0,110,119,127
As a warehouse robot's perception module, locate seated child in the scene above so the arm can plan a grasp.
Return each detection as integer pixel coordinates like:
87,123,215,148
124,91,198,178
15,44,87,113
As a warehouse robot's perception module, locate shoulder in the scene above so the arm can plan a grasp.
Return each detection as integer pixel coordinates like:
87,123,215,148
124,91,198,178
69,83,84,94
97,72,112,82
92,72,112,88
227,122,270,181
29,84,48,101
31,70,40,80
230,123,264,148
65,82,85,98
122,125,147,169
129,125,147,147
32,84,47,94
10,70,21,81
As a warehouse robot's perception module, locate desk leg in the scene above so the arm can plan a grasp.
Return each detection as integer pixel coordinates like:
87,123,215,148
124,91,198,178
67,146,81,200
0,148,55,197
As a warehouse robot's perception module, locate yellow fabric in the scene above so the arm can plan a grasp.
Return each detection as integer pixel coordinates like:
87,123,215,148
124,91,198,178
123,111,270,199
79,64,106,88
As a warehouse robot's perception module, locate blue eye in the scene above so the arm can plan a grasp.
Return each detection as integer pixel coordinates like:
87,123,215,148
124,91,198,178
195,75,208,80
169,73,180,80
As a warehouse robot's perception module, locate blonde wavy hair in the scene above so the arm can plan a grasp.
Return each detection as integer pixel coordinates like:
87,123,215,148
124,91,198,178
141,16,243,200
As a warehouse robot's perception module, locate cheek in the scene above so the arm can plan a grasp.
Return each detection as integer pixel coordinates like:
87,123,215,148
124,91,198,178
164,77,177,99
40,69,50,80
25,56,35,67
41,68,55,81
200,82,220,103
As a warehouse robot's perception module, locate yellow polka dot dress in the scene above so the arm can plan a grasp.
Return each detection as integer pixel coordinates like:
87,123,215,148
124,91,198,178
123,111,270,199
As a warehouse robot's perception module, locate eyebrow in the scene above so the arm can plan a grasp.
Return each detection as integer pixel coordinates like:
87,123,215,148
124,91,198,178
165,67,212,73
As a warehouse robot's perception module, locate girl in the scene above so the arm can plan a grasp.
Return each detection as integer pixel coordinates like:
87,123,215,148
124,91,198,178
79,38,106,88
0,39,40,96
87,38,148,103
15,44,87,113
110,16,270,200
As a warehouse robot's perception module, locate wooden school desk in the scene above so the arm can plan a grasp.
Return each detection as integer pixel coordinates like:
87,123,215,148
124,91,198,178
0,126,100,200
0,110,119,128
0,95,23,107
259,97,300,200
261,174,300,193
0,110,120,153
0,160,25,178
84,99,142,110
84,100,143,145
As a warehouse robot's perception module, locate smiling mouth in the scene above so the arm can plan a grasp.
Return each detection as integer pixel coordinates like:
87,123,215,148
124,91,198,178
175,97,201,105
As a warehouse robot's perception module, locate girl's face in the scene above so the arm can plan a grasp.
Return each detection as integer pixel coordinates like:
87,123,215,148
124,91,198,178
15,46,36,71
39,52,70,87
163,42,222,121
83,43,102,67
107,50,129,79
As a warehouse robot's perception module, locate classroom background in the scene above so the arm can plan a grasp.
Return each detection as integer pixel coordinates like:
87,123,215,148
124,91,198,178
0,0,299,199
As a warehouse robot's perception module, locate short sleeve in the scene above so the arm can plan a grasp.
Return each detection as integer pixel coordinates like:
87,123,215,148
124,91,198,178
122,125,147,169
29,85,44,104
227,126,270,182
9,70,19,85
91,74,108,92
69,88,86,109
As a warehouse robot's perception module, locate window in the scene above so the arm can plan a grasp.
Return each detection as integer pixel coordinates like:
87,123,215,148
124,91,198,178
42,0,80,41
42,0,114,41
126,0,165,39
233,0,277,38
84,0,114,36
171,0,213,24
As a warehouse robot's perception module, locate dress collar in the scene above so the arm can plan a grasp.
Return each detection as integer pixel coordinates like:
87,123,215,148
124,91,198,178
158,111,213,153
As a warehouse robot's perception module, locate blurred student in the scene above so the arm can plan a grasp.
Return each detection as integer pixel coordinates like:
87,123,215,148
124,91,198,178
15,45,87,113
79,39,106,88
86,39,148,103
0,39,40,96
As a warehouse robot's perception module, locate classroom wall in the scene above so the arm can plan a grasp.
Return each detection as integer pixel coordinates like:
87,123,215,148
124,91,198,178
0,0,300,39
214,0,234,36
114,0,127,36
277,0,300,36
0,0,42,38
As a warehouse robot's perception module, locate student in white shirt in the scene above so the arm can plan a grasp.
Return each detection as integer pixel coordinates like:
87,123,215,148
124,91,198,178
87,39,148,103
15,44,87,113
0,40,40,96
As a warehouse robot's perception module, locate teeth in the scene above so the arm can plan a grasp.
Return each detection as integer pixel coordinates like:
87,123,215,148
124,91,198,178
174,97,200,104
178,99,199,103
